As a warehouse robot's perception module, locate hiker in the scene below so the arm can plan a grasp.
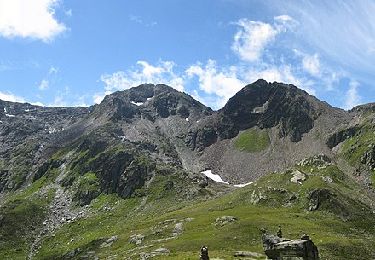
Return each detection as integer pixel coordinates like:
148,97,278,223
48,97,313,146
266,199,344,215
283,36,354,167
277,225,282,238
200,245,209,260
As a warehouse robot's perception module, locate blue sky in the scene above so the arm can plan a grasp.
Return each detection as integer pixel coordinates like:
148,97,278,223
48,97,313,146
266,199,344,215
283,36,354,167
0,0,374,110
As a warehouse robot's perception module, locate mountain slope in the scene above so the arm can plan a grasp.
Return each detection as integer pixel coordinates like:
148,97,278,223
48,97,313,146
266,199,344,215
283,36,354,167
0,100,90,192
0,80,352,190
0,80,374,259
196,80,351,183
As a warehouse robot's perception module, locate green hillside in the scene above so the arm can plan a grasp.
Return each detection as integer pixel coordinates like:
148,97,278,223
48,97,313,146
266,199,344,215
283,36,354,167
1,153,374,260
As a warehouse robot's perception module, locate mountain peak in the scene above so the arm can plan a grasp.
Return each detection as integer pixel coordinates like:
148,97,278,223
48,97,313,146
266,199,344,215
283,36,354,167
216,80,335,142
94,84,211,121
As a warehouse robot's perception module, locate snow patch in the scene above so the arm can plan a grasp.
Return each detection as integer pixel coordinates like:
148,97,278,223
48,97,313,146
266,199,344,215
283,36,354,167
252,101,269,114
4,107,15,117
131,101,144,106
201,170,229,184
234,182,253,188
48,128,58,134
25,109,30,112
147,97,153,101
47,127,64,134
185,117,189,122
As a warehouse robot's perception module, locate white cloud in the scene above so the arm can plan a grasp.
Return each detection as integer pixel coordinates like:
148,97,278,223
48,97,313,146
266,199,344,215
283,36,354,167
39,79,49,90
294,50,321,77
274,15,294,22
232,19,277,62
49,66,58,74
93,91,111,104
232,15,296,62
302,53,320,77
0,91,26,102
100,60,184,95
31,101,44,106
186,59,245,107
0,91,46,106
274,15,298,32
344,80,361,110
0,0,66,42
293,49,345,92
136,61,167,78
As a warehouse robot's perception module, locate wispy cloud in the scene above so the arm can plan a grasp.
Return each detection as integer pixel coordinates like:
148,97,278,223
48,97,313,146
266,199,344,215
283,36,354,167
65,9,72,17
302,53,320,77
0,0,66,42
49,66,58,74
38,66,59,91
129,15,157,27
273,1,375,79
39,79,49,90
344,80,361,110
47,86,88,107
0,62,13,72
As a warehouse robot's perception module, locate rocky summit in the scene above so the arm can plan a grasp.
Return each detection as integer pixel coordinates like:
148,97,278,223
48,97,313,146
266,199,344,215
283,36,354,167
1,79,375,259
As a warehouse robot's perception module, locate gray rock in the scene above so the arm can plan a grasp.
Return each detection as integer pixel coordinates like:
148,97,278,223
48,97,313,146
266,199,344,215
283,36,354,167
233,251,264,258
215,216,237,226
173,222,183,237
100,235,118,248
298,154,331,167
129,234,145,246
290,170,306,184
139,247,170,259
322,176,333,183
261,230,319,260
308,188,332,211
153,248,170,254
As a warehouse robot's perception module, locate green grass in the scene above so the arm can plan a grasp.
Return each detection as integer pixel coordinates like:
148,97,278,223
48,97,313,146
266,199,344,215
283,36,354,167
1,138,375,260
339,122,375,188
234,128,270,153
340,123,375,166
72,171,101,206
0,187,54,259
30,159,375,260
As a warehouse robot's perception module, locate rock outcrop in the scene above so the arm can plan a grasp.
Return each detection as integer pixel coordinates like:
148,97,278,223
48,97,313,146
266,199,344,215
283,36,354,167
262,230,319,260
